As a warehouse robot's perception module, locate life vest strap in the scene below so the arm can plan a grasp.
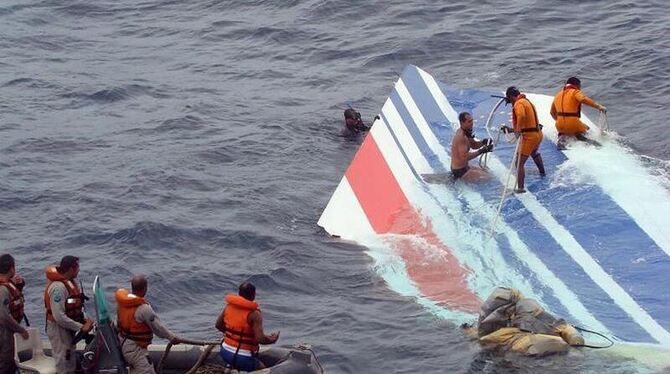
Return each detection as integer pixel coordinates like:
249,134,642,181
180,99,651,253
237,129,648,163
520,128,540,133
224,331,257,345
119,329,153,343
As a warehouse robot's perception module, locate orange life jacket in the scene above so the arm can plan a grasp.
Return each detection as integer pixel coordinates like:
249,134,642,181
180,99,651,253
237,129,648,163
115,288,153,348
552,84,582,118
0,279,25,323
44,265,84,323
223,294,260,353
512,95,541,132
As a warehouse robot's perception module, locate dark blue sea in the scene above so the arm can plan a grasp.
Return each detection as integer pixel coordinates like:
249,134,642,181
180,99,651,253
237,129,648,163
2,1,669,373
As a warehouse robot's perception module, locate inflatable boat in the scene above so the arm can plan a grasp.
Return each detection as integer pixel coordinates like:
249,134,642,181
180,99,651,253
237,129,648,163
14,276,322,374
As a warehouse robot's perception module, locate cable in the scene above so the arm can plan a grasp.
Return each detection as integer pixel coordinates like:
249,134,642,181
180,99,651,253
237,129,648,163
185,344,217,374
488,136,521,240
572,325,614,349
156,339,221,374
296,344,324,373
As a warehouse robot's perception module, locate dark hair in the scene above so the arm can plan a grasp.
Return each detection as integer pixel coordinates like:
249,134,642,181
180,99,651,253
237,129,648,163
344,108,357,120
566,77,581,86
58,255,79,273
131,274,148,294
505,86,521,99
458,112,471,124
0,254,15,274
239,282,256,301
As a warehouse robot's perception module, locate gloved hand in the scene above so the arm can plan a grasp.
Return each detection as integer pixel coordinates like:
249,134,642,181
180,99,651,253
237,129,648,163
598,104,607,113
500,125,512,134
479,143,494,154
373,115,380,121
482,137,492,146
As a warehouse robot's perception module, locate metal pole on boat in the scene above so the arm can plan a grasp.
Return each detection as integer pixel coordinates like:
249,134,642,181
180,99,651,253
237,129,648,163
481,96,507,168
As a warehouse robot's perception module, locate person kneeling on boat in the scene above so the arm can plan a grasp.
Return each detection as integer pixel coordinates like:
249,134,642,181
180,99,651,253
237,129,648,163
550,77,606,150
116,275,185,374
450,111,493,182
501,86,546,194
463,287,584,356
216,282,280,372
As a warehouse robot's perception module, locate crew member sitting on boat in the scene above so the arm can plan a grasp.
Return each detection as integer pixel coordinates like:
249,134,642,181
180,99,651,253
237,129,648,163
342,108,379,136
450,111,493,181
216,282,280,372
116,274,185,374
550,77,606,149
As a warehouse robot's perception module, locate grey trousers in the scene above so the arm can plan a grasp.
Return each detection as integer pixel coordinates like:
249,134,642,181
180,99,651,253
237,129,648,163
46,321,76,374
0,326,17,374
120,337,155,374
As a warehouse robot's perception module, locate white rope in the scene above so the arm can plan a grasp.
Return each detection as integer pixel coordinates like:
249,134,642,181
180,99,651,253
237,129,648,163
487,135,521,240
597,111,609,133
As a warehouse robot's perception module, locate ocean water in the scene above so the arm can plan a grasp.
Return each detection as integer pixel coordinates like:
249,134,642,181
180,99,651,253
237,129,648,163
1,1,669,372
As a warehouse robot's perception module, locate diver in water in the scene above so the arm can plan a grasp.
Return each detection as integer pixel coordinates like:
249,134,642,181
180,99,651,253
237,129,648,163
501,86,546,193
342,108,379,136
550,77,607,150
449,111,493,182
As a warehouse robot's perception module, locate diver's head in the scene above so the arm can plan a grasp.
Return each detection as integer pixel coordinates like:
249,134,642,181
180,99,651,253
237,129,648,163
566,77,581,88
344,108,357,120
458,112,474,137
505,86,521,103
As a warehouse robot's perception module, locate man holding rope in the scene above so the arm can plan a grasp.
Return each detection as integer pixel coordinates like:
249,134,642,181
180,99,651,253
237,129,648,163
501,87,546,193
216,282,279,372
450,112,494,182
115,274,185,374
550,77,606,149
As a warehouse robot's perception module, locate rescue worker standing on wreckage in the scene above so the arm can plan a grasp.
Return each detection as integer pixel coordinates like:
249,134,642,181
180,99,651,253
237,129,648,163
44,255,94,373
550,77,607,149
116,274,185,374
502,86,546,193
0,254,29,374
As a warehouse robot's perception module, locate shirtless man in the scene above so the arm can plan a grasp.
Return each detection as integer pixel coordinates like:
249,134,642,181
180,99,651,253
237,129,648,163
450,112,493,181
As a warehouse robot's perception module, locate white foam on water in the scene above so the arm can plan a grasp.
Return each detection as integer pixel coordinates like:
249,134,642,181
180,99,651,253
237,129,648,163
529,93,670,257
364,234,476,323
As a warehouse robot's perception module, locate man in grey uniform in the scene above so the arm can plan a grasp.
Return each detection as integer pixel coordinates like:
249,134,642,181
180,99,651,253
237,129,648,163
0,254,29,374
116,275,184,374
45,256,94,374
